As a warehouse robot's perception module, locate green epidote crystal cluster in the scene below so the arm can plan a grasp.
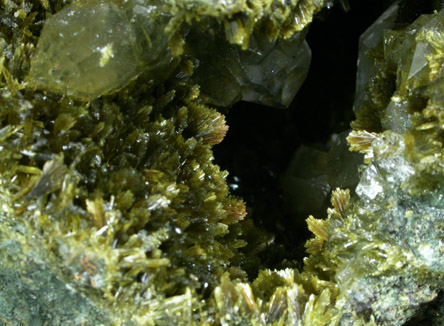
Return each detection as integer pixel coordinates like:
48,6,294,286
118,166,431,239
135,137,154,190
3,0,444,325
0,0,323,324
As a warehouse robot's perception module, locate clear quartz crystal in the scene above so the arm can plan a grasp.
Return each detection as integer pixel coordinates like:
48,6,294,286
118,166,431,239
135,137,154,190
30,0,311,106
336,130,444,325
191,30,311,108
353,1,399,112
280,145,331,218
327,131,363,189
281,131,362,219
380,99,412,133
408,41,428,80
235,32,311,108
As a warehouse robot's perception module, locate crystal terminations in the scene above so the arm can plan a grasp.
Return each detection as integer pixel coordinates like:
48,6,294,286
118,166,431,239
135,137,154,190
29,0,320,107
1,0,323,324
3,0,444,325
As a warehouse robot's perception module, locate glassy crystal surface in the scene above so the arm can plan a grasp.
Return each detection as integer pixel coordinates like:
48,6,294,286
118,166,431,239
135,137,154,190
236,32,311,108
380,99,412,133
339,6,444,325
29,0,318,104
29,0,171,100
354,1,399,112
281,145,331,218
1,0,329,323
327,131,363,189
281,131,362,219
190,31,311,108
338,132,444,324
13,0,444,324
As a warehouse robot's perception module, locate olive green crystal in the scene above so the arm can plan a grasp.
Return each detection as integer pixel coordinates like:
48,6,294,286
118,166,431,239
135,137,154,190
8,0,444,325
1,0,324,323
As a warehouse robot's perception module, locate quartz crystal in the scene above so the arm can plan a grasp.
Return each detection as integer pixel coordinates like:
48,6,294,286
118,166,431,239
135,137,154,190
281,131,362,219
29,0,173,100
353,1,399,113
340,5,444,325
237,32,311,108
29,0,313,107
1,0,325,323
190,30,311,108
281,145,331,218
276,4,444,326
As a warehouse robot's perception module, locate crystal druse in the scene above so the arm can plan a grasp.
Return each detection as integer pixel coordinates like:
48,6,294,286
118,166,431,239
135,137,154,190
0,0,323,323
2,0,444,325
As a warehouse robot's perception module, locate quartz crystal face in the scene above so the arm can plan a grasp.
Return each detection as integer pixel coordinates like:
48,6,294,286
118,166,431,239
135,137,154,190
0,0,334,323
29,0,171,100
29,0,313,106
29,0,318,105
354,1,399,113
30,2,141,99
191,31,311,108
281,131,362,219
237,32,311,108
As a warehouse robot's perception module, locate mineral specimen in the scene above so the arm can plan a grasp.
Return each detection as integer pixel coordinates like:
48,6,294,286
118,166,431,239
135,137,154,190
0,0,324,323
194,1,444,325
5,0,444,325
353,1,399,114
281,131,362,220
278,2,444,325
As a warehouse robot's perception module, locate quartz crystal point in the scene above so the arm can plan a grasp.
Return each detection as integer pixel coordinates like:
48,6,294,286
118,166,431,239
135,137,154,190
274,4,444,326
29,0,172,100
281,131,362,219
0,0,334,323
191,31,311,108
334,132,440,326
281,145,331,219
353,1,399,113
1,0,328,322
29,0,316,107
235,31,312,108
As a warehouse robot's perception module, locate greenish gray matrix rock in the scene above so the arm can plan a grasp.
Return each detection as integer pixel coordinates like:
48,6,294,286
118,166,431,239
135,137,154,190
4,0,444,325
211,2,444,325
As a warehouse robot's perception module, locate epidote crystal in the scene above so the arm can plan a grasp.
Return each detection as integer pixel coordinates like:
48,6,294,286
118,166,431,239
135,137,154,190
1,0,325,323
7,0,444,325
